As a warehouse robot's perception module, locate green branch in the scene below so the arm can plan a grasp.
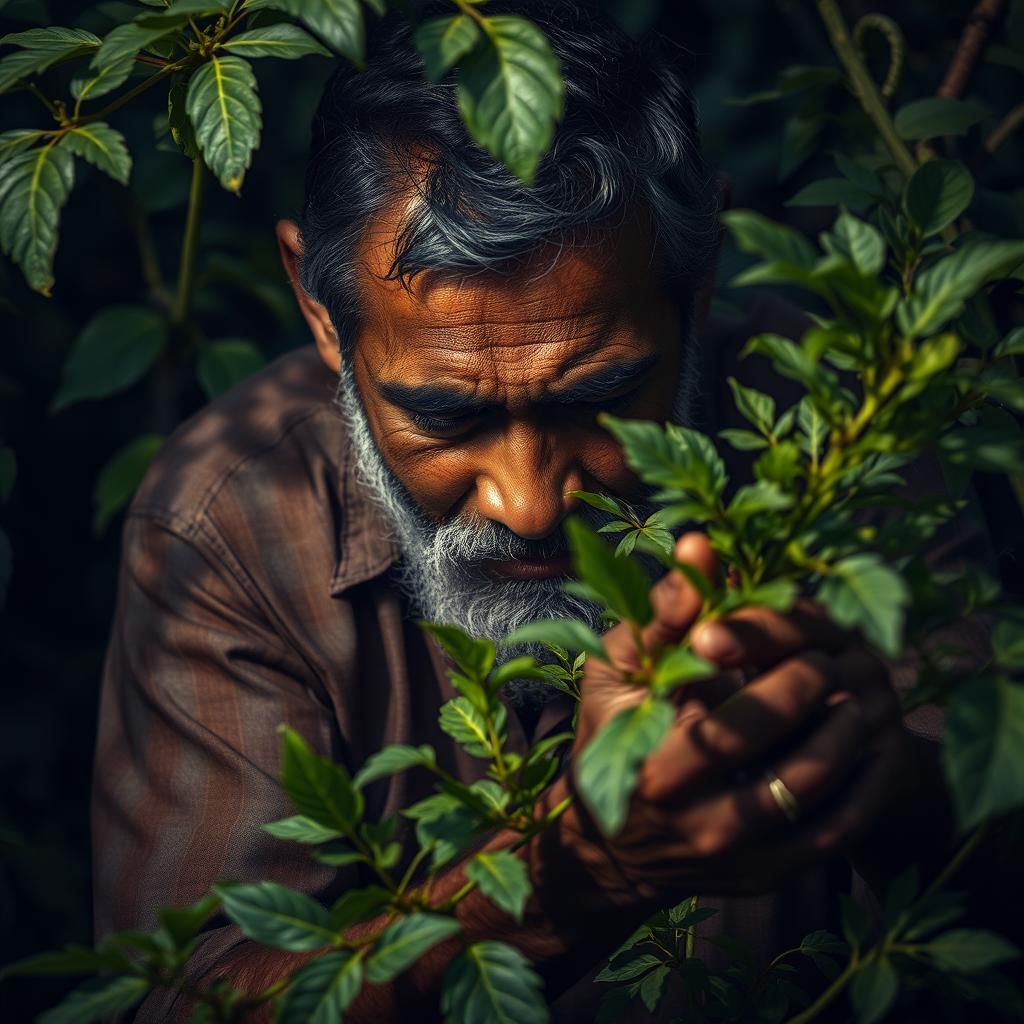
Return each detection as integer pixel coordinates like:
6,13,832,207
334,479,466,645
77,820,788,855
172,156,206,327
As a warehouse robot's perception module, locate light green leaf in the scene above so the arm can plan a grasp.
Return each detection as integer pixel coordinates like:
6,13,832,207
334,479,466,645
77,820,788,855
0,27,99,95
466,850,531,922
894,97,989,140
223,24,331,60
742,578,799,612
817,554,908,656
944,675,1024,830
652,646,715,695
754,440,802,487
456,15,564,185
197,338,265,398
903,160,974,237
92,433,164,534
719,428,769,451
727,376,774,433
52,304,167,410
279,726,363,832
414,14,481,82
186,55,262,192
576,698,674,836
831,209,886,276
571,489,628,517
441,941,548,1024
0,142,74,295
849,957,898,1024
504,618,609,662
244,0,366,66
439,696,500,759
726,481,794,527
60,123,131,185
262,815,344,844
354,744,436,789
365,913,462,984
214,881,335,952
37,974,150,1024
567,517,652,626
923,929,1020,973
277,951,363,1024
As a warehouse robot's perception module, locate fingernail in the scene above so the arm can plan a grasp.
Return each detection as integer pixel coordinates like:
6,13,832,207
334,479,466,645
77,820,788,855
694,622,740,664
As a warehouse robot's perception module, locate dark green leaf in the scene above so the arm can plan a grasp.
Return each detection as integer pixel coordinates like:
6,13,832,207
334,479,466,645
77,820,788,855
277,950,363,1024
158,894,221,948
71,52,134,103
849,957,898,1024
576,698,674,836
354,744,436,788
456,15,564,185
60,123,131,185
786,178,873,210
567,517,652,626
924,929,1020,973
186,55,261,192
841,893,873,951
719,428,769,451
92,433,164,534
245,0,366,66
215,882,334,951
330,887,392,931
407,792,483,867
262,815,344,844
800,930,848,956
365,913,462,984
223,24,330,60
0,944,128,980
728,376,775,433
279,726,363,832
53,305,167,411
994,326,1024,358
441,941,548,1024
0,27,99,95
721,209,816,269
38,974,150,1024
92,20,184,70
421,622,496,679
904,160,974,238
817,554,908,656
894,98,989,140
638,964,671,1013
831,210,886,276
197,339,265,399
466,849,531,922
993,616,1024,670
414,14,480,82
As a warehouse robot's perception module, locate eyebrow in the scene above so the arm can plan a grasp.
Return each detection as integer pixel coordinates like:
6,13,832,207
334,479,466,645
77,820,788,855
378,354,659,418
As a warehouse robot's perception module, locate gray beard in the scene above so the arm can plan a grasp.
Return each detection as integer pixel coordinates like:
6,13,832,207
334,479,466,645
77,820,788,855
333,341,699,705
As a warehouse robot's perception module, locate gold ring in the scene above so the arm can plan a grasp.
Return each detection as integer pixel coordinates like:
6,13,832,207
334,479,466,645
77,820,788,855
764,767,801,824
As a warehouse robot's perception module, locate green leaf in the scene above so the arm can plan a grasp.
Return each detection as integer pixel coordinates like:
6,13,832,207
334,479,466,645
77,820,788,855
0,945,128,980
52,305,168,410
817,554,908,656
903,160,974,237
831,209,886,276
277,950,363,1024
0,129,42,165
800,930,848,956
576,698,674,836
60,123,131,185
406,792,483,867
456,15,565,185
167,76,200,159
567,517,652,626
330,887,392,931
197,338,265,398
0,142,74,295
571,489,628,517
158,893,221,948
993,616,1024,670
442,941,548,1024
466,850,531,922
923,929,1020,973
994,326,1024,358
71,52,135,103
365,913,462,984
849,957,898,1024
91,20,183,70
439,696,501,759
726,481,794,527
743,578,799,611
0,27,99,95
721,209,817,268
944,675,1024,830
37,974,150,1024
354,744,436,788
223,24,331,60
414,14,481,82
894,98,989,140
186,55,262,193
596,950,662,982
719,428,769,451
262,815,344,844
754,441,802,487
245,0,366,66
420,622,496,680
279,726,363,832
214,881,335,952
905,332,960,382
727,376,774,433
92,433,164,534
652,646,715,695
786,178,873,210
504,618,609,662
639,964,671,1013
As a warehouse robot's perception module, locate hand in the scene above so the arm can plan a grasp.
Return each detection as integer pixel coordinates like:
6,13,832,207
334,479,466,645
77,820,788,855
547,533,913,911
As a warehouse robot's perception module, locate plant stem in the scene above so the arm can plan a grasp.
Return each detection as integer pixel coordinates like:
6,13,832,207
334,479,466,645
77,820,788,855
782,952,861,1024
173,157,206,326
684,895,699,959
816,0,917,179
937,0,1006,99
22,81,62,120
985,101,1024,153
923,822,988,899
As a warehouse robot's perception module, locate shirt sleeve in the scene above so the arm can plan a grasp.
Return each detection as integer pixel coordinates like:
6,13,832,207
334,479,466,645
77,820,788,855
92,511,351,1021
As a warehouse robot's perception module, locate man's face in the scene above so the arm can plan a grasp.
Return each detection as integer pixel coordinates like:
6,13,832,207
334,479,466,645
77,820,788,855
349,212,688,582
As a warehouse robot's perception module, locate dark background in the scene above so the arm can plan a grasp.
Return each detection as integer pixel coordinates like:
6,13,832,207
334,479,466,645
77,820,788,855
1,0,1022,1018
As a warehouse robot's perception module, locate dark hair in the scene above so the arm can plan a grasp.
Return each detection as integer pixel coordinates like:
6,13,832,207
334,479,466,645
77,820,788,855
298,1,720,355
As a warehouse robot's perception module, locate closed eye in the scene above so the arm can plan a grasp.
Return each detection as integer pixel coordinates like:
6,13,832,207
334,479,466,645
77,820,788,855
407,410,484,435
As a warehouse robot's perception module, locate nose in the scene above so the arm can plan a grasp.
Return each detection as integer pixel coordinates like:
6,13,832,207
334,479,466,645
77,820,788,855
473,423,582,540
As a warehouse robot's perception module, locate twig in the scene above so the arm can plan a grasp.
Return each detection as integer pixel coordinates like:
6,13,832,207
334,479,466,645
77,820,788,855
937,0,1006,99
853,13,905,99
984,101,1024,153
172,157,206,326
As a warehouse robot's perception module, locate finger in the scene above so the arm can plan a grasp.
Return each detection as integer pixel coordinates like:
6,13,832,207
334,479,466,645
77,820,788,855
830,649,895,723
640,651,835,802
642,533,720,651
691,599,853,672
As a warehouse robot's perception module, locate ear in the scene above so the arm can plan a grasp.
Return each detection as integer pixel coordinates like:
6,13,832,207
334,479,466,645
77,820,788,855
276,219,341,373
693,174,733,332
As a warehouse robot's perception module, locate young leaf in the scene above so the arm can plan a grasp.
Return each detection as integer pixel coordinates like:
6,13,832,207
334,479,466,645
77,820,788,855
276,950,363,1024
0,142,74,295
726,481,794,527
52,305,168,411
922,929,1020,973
831,209,886,276
365,913,462,984
197,339,265,399
0,27,100,95
420,622,495,680
576,698,674,836
849,956,898,1024
222,24,331,60
903,159,974,238
728,376,775,433
466,849,531,922
442,941,548,1024
817,554,908,656
504,617,609,662
754,440,802,487
37,974,150,1024
214,881,335,951
244,0,367,66
719,428,770,451
414,14,481,82
651,646,715,695
186,55,262,193
279,726,363,832
439,696,500,758
93,434,164,534
262,815,344,844
566,518,652,626
571,489,628,517
456,15,565,185
354,744,436,788
943,675,1024,831
893,97,988,140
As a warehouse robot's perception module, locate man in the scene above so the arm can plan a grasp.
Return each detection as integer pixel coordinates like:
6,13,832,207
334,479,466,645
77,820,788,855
92,4,976,1020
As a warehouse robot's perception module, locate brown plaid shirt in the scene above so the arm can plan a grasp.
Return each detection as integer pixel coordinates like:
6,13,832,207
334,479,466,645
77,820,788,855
92,296,987,1021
